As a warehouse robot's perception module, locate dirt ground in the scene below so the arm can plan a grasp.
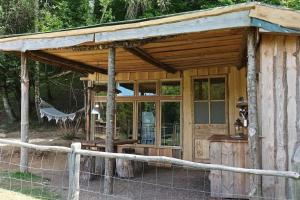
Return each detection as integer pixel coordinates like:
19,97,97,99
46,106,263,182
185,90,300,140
0,129,212,200
0,188,39,200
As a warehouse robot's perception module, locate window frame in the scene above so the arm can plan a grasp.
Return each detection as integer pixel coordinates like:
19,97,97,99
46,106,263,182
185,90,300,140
193,75,228,126
160,79,182,96
93,79,183,148
159,100,182,148
94,81,108,97
137,80,158,96
116,81,135,97
136,100,158,146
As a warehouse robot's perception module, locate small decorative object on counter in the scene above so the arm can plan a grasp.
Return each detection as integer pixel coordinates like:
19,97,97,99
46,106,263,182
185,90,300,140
233,97,248,138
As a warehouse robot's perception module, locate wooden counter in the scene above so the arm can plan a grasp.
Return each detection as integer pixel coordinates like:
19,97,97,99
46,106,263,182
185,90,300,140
209,135,249,199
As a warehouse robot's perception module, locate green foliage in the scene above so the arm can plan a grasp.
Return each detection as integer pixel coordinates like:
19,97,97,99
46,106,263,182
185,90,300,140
0,0,299,127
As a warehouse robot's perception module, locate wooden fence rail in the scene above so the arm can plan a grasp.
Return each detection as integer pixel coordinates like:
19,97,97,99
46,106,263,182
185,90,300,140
0,139,300,200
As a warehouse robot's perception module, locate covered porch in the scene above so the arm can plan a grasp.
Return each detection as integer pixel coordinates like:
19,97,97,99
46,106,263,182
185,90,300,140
1,2,300,199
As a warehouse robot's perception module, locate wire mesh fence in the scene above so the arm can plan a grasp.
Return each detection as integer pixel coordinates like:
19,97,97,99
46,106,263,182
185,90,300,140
0,145,69,199
0,140,299,200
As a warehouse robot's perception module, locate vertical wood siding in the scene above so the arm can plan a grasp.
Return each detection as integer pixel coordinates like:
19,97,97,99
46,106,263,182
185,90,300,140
260,35,300,199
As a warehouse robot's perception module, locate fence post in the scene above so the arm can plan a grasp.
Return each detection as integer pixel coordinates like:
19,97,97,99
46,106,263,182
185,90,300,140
292,146,300,200
68,142,81,200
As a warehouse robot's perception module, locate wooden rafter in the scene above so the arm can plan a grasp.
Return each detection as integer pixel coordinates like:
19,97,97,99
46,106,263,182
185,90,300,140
124,47,177,73
26,51,107,74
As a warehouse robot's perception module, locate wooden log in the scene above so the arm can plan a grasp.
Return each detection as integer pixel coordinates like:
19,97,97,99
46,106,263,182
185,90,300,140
76,149,300,179
247,28,262,198
116,158,134,178
0,138,299,179
116,148,135,178
68,143,81,200
0,139,71,152
85,81,92,140
80,156,96,181
104,47,116,195
20,53,29,173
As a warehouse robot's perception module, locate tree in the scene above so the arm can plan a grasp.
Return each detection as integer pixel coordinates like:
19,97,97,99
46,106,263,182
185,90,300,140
34,0,42,122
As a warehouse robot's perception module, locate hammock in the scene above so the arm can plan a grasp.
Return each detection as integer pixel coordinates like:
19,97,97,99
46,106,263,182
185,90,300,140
39,99,84,123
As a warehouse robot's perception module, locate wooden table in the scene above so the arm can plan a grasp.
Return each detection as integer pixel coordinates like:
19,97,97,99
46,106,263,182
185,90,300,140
80,139,138,180
81,139,138,151
208,135,249,199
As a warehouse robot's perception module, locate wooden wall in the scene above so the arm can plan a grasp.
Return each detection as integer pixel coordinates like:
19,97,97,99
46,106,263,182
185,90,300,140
182,66,247,162
259,35,300,199
88,66,247,162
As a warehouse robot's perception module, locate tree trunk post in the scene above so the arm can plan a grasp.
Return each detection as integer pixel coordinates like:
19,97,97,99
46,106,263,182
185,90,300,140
20,52,29,173
34,0,41,123
104,47,116,195
68,142,81,200
247,28,262,198
85,81,92,141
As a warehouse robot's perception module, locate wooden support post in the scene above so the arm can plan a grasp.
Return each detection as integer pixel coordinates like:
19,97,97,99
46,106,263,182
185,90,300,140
68,142,81,200
20,53,29,173
247,28,262,198
292,147,300,200
104,47,116,195
85,81,92,141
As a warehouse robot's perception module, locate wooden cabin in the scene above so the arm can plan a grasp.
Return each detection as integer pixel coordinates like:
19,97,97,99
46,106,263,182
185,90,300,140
0,2,300,199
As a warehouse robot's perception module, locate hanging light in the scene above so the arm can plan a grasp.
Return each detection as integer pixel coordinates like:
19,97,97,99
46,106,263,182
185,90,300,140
91,104,100,115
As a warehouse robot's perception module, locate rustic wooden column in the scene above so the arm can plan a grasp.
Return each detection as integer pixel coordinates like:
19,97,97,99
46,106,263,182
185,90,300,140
20,52,29,173
85,81,92,141
104,47,116,195
247,29,262,198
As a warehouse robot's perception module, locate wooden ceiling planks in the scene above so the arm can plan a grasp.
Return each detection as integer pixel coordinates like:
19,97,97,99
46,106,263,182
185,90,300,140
40,28,246,73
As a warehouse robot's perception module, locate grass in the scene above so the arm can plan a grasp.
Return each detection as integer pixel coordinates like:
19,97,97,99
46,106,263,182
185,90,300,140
0,171,60,200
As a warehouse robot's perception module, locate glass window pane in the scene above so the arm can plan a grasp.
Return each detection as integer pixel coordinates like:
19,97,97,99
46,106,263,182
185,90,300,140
211,101,225,124
117,83,134,96
139,82,157,96
194,102,209,124
94,102,107,137
161,81,181,96
210,78,225,100
138,102,156,144
161,102,180,146
94,83,107,96
116,102,133,139
194,79,208,100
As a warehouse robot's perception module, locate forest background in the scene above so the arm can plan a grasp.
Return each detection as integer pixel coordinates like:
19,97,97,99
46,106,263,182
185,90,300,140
0,0,299,130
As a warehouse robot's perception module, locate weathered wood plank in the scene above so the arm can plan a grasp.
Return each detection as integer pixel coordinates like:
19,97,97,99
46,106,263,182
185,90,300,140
210,142,222,197
95,11,250,43
182,70,193,161
273,36,288,199
260,35,276,199
285,36,297,199
221,142,234,197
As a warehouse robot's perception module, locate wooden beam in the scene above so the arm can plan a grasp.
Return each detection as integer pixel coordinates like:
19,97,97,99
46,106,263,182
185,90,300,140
251,18,300,34
85,81,92,141
124,47,177,73
95,11,250,44
104,47,116,195
26,51,107,74
20,52,29,173
247,28,262,198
